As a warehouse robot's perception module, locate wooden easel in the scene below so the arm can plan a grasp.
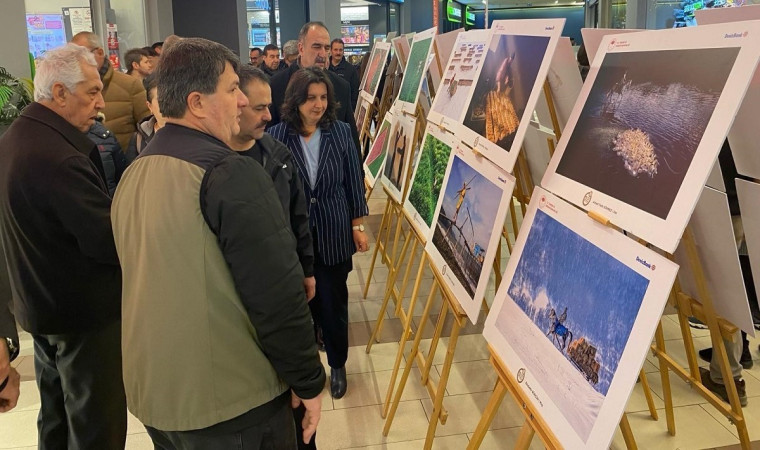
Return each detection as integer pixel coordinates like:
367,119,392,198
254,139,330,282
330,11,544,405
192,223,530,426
467,348,641,450
362,104,427,299
382,250,470,450
466,210,655,450
650,227,751,449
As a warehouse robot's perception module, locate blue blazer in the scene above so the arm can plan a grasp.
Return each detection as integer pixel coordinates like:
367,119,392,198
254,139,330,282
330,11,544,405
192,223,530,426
269,121,369,266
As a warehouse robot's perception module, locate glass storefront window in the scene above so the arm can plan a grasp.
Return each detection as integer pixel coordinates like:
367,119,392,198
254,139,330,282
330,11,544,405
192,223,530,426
24,0,92,58
247,0,279,49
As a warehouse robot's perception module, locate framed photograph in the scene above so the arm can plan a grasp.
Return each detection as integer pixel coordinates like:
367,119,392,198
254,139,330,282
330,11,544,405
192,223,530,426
430,28,463,90
360,42,391,103
483,187,678,449
397,27,437,113
541,22,760,253
392,34,412,71
544,37,583,131
355,98,370,134
457,19,565,173
737,179,760,316
696,6,760,180
425,147,515,324
429,29,491,129
403,124,458,240
674,186,754,336
380,108,417,203
364,116,393,188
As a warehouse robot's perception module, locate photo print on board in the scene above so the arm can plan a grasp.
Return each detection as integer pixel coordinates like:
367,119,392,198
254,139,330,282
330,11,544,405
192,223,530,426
555,48,739,220
404,124,456,239
484,188,677,449
426,147,515,323
364,117,392,187
380,111,417,202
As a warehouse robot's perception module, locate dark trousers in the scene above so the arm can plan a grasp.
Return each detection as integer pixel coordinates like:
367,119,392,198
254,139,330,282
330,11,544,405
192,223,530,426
145,397,297,450
32,320,126,450
310,258,352,369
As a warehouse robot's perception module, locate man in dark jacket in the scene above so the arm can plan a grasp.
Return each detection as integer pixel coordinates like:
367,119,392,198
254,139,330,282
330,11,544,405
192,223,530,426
268,22,361,160
230,66,315,301
0,44,126,448
328,39,360,111
88,114,129,196
260,43,287,77
112,38,325,448
0,252,20,413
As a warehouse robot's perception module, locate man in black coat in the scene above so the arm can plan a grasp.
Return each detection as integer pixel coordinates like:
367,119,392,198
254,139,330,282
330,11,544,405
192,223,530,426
0,251,20,413
328,38,360,111
268,22,361,158
0,44,126,447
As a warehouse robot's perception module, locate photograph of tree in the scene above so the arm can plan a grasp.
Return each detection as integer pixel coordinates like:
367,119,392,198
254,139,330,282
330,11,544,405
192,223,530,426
407,131,454,227
555,48,739,219
495,207,649,442
463,34,550,153
365,118,392,183
431,155,502,298
398,36,433,104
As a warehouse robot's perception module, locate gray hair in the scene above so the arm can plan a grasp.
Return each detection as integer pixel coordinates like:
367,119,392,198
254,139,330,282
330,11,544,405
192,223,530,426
71,31,102,50
282,40,299,57
34,44,98,101
298,22,328,44
156,37,240,118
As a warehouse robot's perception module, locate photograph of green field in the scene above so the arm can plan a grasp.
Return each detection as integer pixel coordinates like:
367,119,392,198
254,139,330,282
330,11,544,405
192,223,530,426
408,132,453,227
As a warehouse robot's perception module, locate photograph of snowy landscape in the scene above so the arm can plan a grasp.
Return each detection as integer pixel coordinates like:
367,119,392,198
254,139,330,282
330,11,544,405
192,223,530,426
555,47,739,219
495,208,650,442
431,32,488,122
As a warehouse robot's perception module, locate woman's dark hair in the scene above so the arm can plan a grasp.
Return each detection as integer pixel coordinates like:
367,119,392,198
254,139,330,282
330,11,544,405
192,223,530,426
281,67,339,135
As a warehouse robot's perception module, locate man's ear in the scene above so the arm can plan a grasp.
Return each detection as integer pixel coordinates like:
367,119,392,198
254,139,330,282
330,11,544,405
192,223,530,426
185,92,205,118
51,82,68,106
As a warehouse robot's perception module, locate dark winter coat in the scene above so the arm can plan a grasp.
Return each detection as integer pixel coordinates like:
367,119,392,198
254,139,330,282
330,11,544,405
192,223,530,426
88,118,128,197
125,115,158,163
329,58,360,111
0,102,121,335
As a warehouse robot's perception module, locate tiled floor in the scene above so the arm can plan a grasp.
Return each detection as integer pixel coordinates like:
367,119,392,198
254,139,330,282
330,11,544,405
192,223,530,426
2,186,760,449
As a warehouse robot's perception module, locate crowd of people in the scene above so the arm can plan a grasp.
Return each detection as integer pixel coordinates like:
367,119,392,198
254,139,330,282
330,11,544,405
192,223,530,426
0,21,370,450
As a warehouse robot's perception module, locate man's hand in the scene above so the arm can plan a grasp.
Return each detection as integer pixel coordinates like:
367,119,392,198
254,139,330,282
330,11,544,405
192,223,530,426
303,277,316,302
0,368,20,412
291,391,322,445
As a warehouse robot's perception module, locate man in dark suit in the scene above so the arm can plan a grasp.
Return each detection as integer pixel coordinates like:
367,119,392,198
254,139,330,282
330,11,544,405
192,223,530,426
268,22,361,159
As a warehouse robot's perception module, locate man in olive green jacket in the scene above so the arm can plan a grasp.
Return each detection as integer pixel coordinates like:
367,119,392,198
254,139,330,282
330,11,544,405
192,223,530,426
71,32,150,149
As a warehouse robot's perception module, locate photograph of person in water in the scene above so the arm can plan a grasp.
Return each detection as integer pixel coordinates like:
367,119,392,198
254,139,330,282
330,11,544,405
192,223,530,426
555,47,739,219
463,34,550,153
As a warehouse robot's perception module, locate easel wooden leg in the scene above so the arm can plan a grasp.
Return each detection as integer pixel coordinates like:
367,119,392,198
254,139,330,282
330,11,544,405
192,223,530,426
466,380,507,450
638,369,658,421
383,282,440,436
654,322,676,435
515,421,536,450
423,308,463,449
619,414,638,450
367,231,415,352
421,299,448,384
363,197,392,298
381,256,428,418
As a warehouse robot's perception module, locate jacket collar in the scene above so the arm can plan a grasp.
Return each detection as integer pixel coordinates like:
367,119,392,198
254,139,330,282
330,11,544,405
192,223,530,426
100,61,114,89
21,103,99,157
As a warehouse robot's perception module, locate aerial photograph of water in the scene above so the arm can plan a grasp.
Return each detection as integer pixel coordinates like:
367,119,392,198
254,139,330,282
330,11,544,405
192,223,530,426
556,47,740,219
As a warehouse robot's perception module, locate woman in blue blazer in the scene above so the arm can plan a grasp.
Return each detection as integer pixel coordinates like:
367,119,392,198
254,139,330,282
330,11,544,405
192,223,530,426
269,67,369,401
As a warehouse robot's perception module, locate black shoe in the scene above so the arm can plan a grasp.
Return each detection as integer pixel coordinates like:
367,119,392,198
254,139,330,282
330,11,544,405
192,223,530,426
698,347,754,370
330,366,347,399
316,327,325,353
700,367,747,407
688,316,708,329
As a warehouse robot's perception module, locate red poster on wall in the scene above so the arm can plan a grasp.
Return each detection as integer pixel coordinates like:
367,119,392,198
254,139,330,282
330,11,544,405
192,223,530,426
107,23,120,69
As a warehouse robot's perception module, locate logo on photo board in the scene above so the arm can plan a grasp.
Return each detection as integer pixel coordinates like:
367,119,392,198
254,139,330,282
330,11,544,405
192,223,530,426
582,191,593,206
539,195,547,208
608,39,616,50
442,265,448,275
474,136,480,148
517,368,526,383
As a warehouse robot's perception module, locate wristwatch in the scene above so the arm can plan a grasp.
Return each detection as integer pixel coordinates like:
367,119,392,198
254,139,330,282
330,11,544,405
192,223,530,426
352,224,365,232
4,337,19,362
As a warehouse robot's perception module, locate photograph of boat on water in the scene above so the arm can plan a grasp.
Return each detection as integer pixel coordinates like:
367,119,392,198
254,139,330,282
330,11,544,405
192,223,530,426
541,21,760,252
483,188,677,449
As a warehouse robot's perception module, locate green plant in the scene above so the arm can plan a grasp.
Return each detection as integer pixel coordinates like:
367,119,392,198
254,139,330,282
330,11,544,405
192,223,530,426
0,66,34,126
